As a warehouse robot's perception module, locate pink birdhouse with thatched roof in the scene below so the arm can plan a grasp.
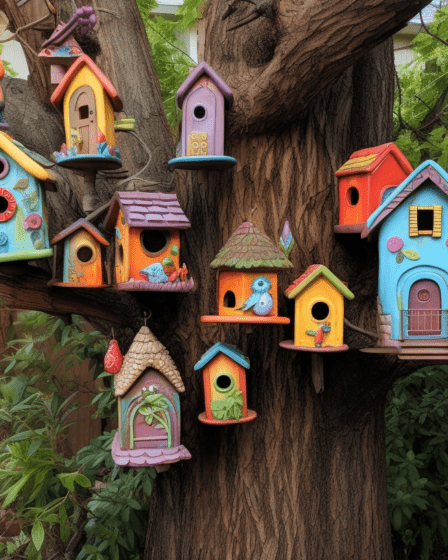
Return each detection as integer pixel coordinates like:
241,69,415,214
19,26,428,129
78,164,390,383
111,325,191,469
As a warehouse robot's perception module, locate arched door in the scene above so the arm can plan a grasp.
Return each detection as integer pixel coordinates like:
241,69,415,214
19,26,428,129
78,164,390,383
408,279,441,336
68,86,97,154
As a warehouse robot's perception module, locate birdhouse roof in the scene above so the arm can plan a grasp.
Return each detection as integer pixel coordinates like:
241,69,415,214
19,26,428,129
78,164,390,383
194,342,250,371
114,326,185,397
210,221,293,270
51,218,110,246
38,23,83,62
51,54,123,112
0,132,57,190
103,191,191,232
285,264,355,300
335,143,413,177
176,61,233,109
363,160,448,237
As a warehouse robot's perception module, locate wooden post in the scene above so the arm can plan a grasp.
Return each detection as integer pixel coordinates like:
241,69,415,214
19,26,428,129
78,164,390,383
311,354,324,394
83,169,99,214
198,168,208,185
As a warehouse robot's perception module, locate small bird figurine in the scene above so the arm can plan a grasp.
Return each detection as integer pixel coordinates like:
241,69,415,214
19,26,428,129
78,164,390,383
239,276,273,316
306,323,331,348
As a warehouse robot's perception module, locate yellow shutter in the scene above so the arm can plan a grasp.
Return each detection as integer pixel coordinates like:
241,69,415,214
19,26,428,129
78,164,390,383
409,206,418,237
433,205,442,237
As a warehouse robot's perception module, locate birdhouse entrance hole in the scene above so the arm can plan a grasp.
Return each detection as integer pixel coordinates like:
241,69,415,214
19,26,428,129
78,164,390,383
0,158,9,179
193,105,206,120
346,187,359,206
312,302,330,321
77,246,94,263
140,230,170,255
223,290,236,308
0,196,9,214
214,373,234,393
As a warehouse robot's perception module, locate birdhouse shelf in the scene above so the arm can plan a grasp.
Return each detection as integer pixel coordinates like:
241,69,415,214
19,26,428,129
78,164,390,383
0,132,56,262
334,143,413,234
103,191,194,291
280,265,354,352
112,326,191,468
201,221,293,324
361,160,448,361
51,54,122,170
49,218,109,288
194,343,256,425
168,61,236,171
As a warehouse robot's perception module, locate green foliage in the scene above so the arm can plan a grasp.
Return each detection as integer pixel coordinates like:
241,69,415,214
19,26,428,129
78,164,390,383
0,311,155,559
211,388,243,421
136,0,202,130
394,4,448,166
386,366,448,559
0,44,18,77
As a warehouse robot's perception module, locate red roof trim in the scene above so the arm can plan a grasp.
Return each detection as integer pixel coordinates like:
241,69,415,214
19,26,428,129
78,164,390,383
51,54,123,112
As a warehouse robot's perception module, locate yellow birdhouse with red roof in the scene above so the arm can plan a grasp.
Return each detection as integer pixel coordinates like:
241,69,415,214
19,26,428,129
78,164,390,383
280,265,354,352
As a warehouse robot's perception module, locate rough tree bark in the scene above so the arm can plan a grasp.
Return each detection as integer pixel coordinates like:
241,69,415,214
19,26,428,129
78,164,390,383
0,0,435,559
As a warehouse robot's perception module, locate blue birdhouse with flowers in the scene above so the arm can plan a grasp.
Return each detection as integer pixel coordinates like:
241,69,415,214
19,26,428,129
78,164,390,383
0,132,57,262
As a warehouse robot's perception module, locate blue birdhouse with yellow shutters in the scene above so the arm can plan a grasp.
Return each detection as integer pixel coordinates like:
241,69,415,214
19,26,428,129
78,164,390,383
0,132,57,262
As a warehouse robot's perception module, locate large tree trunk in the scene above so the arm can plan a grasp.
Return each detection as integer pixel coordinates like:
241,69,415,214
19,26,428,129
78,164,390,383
0,0,434,559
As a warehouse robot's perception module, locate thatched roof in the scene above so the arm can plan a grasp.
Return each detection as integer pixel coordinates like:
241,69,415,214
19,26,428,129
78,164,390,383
114,326,185,397
210,221,293,270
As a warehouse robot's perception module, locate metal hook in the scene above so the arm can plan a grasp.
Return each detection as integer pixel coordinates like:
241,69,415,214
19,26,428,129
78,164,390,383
111,327,115,340
143,310,152,326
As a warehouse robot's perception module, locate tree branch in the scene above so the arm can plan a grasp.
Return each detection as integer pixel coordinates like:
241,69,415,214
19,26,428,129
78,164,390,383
204,0,435,133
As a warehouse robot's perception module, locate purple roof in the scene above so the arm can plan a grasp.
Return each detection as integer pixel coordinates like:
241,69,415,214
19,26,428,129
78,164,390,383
51,218,109,246
176,61,233,110
103,192,191,232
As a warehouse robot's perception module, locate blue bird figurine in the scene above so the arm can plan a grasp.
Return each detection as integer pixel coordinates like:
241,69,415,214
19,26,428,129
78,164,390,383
239,276,273,316
140,263,168,283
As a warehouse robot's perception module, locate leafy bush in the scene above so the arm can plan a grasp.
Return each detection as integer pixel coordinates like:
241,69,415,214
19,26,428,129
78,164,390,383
386,366,448,559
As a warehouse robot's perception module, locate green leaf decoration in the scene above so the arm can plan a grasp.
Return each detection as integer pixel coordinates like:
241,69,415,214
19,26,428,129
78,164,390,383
31,520,45,551
13,178,28,191
306,330,317,336
170,244,179,256
402,249,421,261
210,388,243,421
14,205,26,243
396,251,404,264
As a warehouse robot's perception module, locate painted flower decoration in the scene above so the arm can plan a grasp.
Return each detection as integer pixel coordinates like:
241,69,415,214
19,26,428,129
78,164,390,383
0,232,8,246
23,213,42,230
387,236,403,253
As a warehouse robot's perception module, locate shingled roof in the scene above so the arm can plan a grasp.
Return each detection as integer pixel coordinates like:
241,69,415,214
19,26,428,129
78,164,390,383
210,221,293,270
114,326,185,397
103,191,191,232
335,143,412,177
285,264,354,300
194,343,250,371
176,61,233,109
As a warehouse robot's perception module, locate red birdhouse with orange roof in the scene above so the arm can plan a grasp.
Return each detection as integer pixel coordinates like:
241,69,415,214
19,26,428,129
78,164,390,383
334,143,413,234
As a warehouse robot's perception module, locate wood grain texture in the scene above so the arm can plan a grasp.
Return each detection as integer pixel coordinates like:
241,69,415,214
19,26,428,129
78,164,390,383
202,0,434,133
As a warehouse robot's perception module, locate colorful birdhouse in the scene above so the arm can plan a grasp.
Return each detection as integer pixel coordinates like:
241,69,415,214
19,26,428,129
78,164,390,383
334,143,413,233
194,343,256,425
361,160,448,361
201,221,293,324
51,54,122,169
0,57,8,130
38,22,84,87
103,191,194,291
111,326,191,468
168,61,236,171
49,218,109,288
0,132,57,262
280,265,354,352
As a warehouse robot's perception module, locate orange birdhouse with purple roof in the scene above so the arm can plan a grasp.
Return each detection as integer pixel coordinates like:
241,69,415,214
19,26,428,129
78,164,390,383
49,218,109,288
201,221,293,324
334,143,413,234
194,343,256,425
